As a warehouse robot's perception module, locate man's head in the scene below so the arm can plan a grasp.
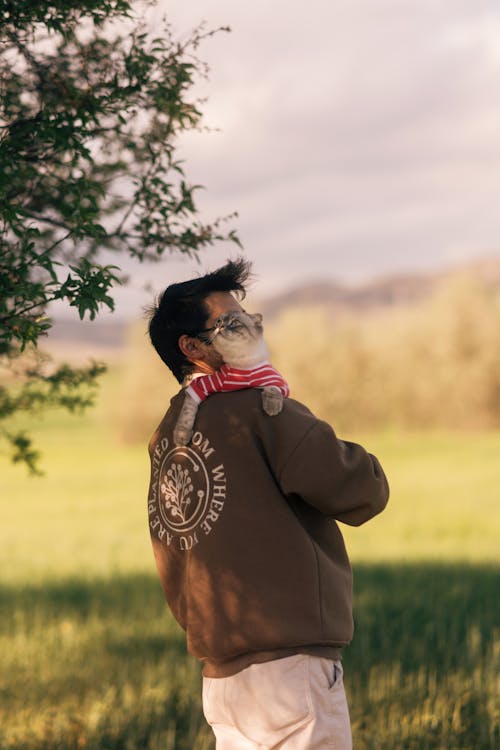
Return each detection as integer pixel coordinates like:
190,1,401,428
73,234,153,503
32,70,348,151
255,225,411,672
148,257,252,382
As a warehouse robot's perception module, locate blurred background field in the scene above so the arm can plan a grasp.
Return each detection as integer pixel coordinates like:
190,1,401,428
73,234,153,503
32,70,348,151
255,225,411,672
1,271,500,749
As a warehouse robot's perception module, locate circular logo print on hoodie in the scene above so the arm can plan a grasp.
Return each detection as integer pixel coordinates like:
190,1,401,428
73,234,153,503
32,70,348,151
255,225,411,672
148,431,227,552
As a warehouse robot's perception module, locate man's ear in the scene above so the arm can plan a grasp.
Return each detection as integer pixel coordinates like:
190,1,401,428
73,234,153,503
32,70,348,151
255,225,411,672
178,334,206,362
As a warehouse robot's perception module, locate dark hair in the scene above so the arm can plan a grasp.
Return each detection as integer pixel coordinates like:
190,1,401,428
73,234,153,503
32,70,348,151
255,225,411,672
148,257,252,382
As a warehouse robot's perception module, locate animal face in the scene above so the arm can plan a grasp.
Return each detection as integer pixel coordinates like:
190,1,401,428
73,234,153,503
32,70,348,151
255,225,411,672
211,311,262,339
207,311,268,366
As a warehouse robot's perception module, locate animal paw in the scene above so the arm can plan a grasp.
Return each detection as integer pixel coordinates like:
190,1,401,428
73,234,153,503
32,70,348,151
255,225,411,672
173,426,192,446
261,386,283,416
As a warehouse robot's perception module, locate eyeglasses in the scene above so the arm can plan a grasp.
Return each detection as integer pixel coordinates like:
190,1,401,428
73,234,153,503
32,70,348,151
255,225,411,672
194,328,217,345
193,316,229,345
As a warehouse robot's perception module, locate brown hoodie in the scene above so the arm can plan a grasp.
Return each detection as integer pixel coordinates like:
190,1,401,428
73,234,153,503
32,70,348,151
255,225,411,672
147,389,389,677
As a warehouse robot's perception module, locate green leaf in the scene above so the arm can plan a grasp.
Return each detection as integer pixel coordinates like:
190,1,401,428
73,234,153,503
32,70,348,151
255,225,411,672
1,6,240,473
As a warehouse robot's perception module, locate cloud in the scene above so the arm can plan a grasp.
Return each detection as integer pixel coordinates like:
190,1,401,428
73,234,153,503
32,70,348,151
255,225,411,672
110,0,500,313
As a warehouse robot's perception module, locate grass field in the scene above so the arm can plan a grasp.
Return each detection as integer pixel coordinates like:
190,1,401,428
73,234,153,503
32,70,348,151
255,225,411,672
1,398,499,749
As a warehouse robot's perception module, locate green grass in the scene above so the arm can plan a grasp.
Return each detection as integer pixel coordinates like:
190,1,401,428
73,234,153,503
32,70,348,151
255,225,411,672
1,566,498,749
1,404,499,749
341,429,500,562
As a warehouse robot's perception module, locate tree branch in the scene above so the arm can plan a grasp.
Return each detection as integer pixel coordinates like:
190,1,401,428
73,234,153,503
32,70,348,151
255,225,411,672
21,211,74,232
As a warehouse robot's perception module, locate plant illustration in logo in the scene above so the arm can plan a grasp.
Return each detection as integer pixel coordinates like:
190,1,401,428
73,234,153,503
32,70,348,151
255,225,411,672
160,463,194,523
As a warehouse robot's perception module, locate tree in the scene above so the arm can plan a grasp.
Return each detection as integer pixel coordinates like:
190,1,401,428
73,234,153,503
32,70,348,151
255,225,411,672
0,0,240,472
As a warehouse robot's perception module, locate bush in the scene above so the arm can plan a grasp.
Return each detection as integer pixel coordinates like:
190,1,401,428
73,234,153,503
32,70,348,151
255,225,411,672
109,272,500,441
268,273,500,431
104,322,179,444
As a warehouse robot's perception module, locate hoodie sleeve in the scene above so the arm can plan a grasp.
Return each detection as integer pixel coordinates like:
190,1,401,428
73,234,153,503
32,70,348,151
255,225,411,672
278,418,389,526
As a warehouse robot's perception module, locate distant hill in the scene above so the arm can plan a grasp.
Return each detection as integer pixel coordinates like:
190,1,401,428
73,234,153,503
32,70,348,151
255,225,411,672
49,318,129,347
46,318,129,361
259,257,500,320
47,256,500,354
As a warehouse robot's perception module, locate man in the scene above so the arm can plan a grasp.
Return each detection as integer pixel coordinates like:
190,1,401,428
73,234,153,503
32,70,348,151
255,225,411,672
147,257,389,749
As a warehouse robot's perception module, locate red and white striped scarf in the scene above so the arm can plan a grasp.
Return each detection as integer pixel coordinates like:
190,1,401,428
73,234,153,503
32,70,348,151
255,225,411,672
187,362,290,404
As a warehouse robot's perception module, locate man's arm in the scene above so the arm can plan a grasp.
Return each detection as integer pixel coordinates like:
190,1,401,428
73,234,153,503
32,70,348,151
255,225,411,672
278,418,389,526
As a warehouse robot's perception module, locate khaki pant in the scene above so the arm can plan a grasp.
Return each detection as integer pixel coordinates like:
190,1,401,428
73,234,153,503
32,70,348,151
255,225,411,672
202,654,352,749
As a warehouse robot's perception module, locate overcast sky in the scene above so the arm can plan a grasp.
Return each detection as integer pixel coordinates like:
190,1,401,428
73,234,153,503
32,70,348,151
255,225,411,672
103,0,500,315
